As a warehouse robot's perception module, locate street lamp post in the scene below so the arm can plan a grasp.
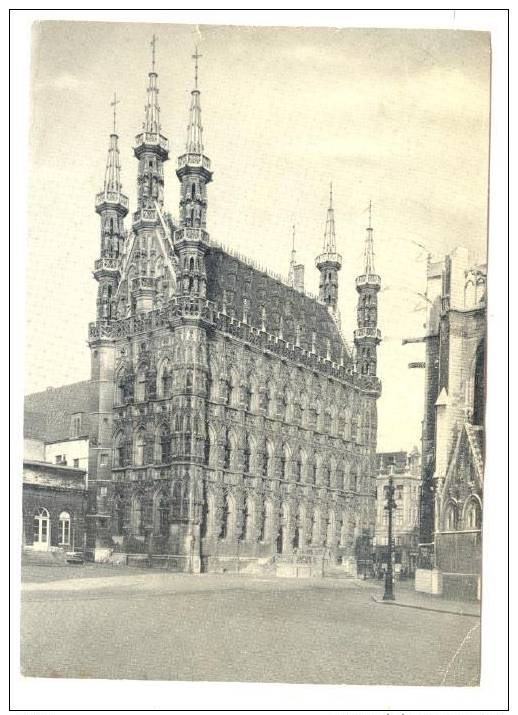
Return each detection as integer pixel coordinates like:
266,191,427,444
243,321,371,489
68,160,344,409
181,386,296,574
383,467,397,600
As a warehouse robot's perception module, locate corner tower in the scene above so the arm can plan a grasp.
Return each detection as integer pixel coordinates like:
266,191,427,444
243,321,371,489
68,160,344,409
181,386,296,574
132,35,169,312
316,183,342,312
87,95,129,558
94,93,128,320
354,202,381,375
175,48,213,298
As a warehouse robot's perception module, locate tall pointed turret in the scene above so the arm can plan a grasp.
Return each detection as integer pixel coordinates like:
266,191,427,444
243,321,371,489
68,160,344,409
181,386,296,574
176,47,213,298
94,93,128,321
316,183,342,310
131,35,170,312
354,201,381,376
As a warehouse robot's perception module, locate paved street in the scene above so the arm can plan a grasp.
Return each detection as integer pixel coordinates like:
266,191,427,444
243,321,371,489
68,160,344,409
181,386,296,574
20,564,480,685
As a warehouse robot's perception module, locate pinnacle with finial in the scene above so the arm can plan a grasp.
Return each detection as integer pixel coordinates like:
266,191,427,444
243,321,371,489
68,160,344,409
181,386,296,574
151,34,157,73
110,91,120,135
192,46,202,90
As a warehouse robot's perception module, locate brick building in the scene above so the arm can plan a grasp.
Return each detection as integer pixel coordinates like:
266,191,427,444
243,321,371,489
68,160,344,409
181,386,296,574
416,248,486,599
22,383,95,553
22,457,87,552
81,47,382,572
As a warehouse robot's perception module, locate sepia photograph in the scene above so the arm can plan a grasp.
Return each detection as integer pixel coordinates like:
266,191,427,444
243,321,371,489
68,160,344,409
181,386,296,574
12,11,507,704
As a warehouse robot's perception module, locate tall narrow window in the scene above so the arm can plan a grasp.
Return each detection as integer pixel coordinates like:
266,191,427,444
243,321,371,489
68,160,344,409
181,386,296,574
131,498,143,535
136,369,147,402
243,436,251,473
160,427,171,463
134,431,146,467
158,496,169,536
59,511,71,545
33,507,50,547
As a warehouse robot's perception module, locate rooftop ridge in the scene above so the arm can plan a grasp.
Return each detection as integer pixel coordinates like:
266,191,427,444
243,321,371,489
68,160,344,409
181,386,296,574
209,239,323,304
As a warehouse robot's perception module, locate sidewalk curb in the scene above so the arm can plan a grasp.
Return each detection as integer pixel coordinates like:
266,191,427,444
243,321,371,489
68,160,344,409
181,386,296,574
370,595,480,618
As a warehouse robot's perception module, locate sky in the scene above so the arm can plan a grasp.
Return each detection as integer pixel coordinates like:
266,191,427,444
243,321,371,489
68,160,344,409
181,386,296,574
24,21,490,452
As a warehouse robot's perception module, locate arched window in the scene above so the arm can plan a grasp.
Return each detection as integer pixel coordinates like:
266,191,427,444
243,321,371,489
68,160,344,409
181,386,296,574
171,481,183,520
114,498,124,536
157,494,169,536
312,509,321,545
244,383,253,412
191,182,196,200
189,256,195,272
444,502,458,531
243,435,251,473
113,432,125,468
220,493,234,540
134,430,146,467
130,497,143,535
244,497,254,540
135,368,147,402
281,444,290,480
159,363,173,399
294,449,302,482
58,511,71,545
264,440,274,477
464,499,481,529
159,425,171,464
312,454,318,485
323,463,331,488
223,430,231,470
326,511,336,548
262,500,273,542
186,369,193,392
33,507,50,547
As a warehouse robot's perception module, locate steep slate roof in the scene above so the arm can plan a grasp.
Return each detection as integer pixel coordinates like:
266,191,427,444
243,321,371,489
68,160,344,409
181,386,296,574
205,246,351,365
24,380,96,443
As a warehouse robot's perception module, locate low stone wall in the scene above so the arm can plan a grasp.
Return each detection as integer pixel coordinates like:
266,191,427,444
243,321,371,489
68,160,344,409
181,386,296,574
442,573,480,601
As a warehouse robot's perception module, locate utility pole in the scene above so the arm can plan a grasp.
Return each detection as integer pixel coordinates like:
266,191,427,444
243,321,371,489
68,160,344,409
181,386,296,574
383,466,397,600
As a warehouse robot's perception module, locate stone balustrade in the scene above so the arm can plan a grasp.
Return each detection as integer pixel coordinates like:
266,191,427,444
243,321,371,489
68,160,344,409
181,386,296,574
177,153,211,171
134,132,169,152
354,327,382,341
355,273,381,288
95,191,129,210
88,297,381,395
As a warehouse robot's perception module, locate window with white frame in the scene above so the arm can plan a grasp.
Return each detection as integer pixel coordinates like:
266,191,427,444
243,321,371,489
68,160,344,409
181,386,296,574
59,511,71,545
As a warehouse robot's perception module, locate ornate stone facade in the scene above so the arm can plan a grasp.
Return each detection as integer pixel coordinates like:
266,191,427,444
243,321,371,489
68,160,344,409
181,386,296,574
86,47,382,572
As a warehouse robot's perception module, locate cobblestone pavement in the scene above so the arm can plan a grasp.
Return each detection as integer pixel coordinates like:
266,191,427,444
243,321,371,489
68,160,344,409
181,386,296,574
20,564,480,685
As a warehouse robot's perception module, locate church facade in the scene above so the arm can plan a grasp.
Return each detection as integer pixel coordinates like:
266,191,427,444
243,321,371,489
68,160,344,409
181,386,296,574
86,47,382,573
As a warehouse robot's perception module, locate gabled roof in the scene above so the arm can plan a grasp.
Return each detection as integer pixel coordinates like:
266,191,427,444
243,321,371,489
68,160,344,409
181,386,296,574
24,380,96,443
205,246,351,365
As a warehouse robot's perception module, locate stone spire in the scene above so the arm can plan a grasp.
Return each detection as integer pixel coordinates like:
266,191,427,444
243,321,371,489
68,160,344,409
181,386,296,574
323,183,337,253
316,182,342,310
131,36,169,312
175,47,213,298
185,46,204,154
354,201,381,376
93,94,129,321
143,34,161,134
364,200,376,275
103,93,123,195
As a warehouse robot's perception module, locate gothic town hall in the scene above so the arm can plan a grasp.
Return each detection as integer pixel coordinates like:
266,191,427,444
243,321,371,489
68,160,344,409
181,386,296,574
83,47,383,573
